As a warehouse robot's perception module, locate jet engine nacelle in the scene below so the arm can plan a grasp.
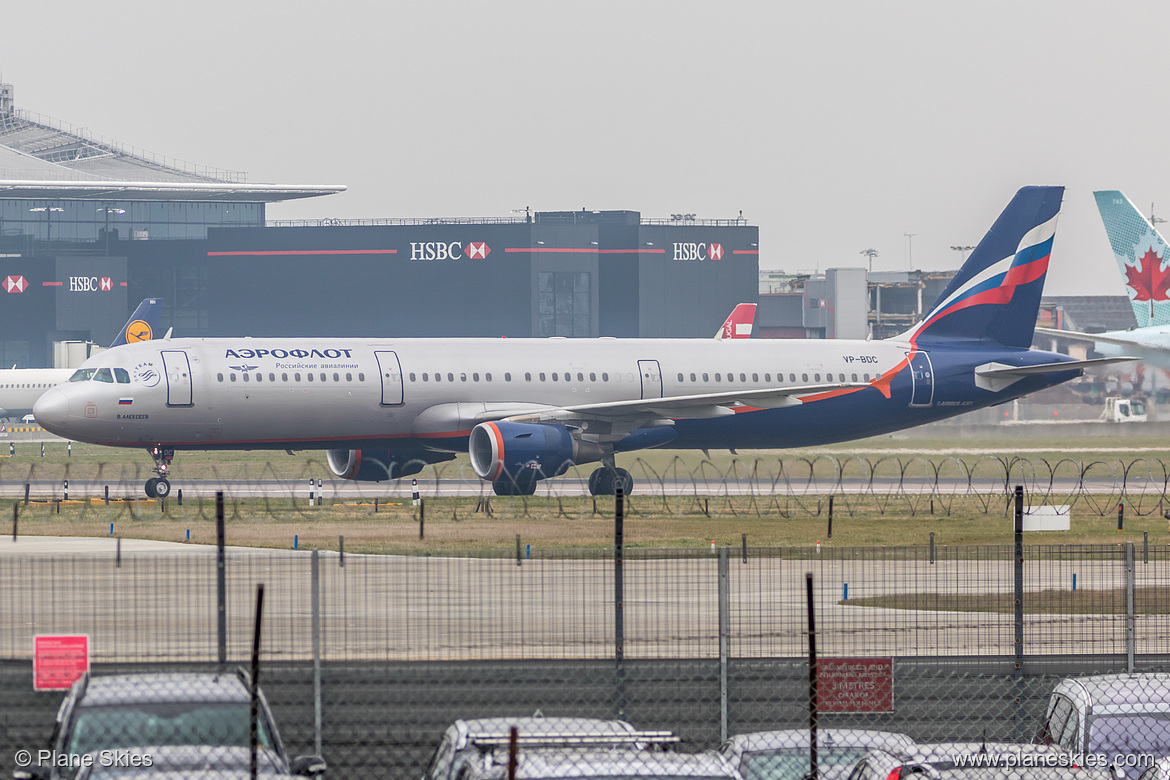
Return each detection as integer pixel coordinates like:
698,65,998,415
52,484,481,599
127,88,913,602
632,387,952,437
469,421,603,483
325,448,455,481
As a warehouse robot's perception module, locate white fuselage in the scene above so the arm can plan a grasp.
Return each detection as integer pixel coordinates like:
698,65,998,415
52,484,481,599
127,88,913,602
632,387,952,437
0,367,74,419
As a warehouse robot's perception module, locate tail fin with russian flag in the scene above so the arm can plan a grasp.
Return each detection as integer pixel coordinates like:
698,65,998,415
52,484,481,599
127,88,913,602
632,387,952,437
1093,190,1170,329
714,303,756,339
898,186,1063,348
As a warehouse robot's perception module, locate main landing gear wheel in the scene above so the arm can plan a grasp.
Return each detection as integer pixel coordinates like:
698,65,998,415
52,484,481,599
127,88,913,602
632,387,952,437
588,467,634,496
145,446,175,499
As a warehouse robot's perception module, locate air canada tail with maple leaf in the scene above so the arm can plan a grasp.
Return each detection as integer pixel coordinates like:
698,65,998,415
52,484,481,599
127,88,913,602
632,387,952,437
1094,190,1170,328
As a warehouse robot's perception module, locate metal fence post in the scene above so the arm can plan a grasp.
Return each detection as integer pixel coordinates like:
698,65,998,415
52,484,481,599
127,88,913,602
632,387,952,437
614,486,626,721
311,549,323,756
806,572,818,780
1127,541,1135,673
718,547,730,743
1013,485,1026,742
217,491,227,666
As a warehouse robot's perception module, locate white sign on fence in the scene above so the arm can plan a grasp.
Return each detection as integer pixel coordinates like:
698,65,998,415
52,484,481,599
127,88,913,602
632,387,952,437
1023,505,1070,531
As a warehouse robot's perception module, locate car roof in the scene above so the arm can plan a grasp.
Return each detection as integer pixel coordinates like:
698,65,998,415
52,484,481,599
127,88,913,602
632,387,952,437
488,749,738,779
931,768,1114,780
1054,674,1170,713
77,672,251,706
450,717,638,750
911,743,1065,761
724,729,916,755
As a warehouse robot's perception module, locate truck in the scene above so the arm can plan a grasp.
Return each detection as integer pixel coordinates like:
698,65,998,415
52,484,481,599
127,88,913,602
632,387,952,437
1101,396,1147,423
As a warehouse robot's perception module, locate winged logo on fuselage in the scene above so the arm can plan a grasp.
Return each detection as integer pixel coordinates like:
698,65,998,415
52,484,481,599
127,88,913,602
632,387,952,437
229,364,260,372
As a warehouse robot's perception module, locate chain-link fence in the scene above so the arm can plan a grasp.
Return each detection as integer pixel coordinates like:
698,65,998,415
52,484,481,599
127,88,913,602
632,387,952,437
4,516,1170,779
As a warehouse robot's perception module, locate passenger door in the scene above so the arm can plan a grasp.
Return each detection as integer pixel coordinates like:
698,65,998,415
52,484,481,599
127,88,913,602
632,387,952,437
638,359,663,400
160,350,193,407
375,351,404,406
907,350,934,407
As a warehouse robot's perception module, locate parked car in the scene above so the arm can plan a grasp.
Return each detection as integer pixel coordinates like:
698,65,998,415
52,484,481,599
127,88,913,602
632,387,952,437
846,743,1075,780
1137,756,1170,780
1036,674,1170,778
423,716,676,780
73,745,293,779
16,669,326,780
720,729,917,780
452,748,741,780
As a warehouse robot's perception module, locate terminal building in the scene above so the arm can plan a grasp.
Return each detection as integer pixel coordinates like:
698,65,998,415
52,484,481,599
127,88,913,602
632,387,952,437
0,84,759,368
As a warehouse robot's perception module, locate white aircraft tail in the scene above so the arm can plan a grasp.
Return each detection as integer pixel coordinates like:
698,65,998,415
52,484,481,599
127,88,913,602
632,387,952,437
1094,190,1170,328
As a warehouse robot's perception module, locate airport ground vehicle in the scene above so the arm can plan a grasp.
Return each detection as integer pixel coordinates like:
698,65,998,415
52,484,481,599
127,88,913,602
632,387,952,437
1036,674,1170,778
720,729,917,780
18,669,326,780
452,748,740,780
423,716,674,780
1101,397,1147,423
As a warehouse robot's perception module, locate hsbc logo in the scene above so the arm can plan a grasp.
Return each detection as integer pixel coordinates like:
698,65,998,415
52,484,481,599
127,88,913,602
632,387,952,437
672,242,724,261
4,276,28,293
69,276,113,292
409,241,491,261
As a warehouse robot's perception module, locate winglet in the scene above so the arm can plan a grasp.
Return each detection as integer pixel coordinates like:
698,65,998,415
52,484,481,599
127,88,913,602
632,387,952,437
714,303,757,339
108,298,164,348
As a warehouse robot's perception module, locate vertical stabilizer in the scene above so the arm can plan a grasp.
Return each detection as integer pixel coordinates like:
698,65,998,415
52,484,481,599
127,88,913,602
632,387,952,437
109,298,164,348
1093,190,1170,328
714,303,757,339
898,186,1063,348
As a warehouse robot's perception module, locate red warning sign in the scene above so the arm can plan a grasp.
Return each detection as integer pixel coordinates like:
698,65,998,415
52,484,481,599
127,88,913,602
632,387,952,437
34,635,89,690
817,657,893,713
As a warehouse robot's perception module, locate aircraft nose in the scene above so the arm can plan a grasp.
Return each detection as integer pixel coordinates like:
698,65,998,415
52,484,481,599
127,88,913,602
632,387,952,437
33,388,69,434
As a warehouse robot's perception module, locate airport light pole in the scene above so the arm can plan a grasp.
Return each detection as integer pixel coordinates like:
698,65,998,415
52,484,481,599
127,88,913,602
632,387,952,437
950,245,975,264
860,248,878,273
904,233,917,269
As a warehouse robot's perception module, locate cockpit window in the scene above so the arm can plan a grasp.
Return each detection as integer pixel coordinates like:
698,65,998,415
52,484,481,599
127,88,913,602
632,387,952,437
69,369,96,382
114,368,130,384
94,368,114,383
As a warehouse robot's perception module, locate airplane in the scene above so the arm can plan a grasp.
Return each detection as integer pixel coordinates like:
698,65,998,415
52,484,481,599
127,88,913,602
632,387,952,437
715,303,756,339
0,298,164,420
1034,190,1170,370
34,186,1132,499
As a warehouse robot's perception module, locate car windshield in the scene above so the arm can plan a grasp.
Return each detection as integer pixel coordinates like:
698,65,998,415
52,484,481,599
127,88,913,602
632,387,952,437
67,702,272,757
1088,715,1170,758
739,748,869,780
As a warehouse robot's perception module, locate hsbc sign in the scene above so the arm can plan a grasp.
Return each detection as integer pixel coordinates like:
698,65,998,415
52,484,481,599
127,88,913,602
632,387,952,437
69,276,113,292
672,242,724,261
410,241,492,261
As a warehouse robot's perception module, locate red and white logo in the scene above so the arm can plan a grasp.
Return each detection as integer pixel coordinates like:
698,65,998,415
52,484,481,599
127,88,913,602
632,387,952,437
708,243,724,261
464,242,491,260
99,277,112,291
4,276,28,293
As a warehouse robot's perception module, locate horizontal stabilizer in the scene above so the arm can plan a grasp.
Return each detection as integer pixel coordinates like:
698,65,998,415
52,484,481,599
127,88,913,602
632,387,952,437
975,356,1136,393
1035,326,1159,350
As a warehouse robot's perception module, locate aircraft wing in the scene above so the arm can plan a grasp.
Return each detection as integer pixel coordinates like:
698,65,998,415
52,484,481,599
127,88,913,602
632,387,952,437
1034,326,1161,350
483,382,868,440
976,357,1138,378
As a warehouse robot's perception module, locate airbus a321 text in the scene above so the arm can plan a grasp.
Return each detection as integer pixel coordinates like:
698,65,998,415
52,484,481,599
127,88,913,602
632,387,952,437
34,187,1131,498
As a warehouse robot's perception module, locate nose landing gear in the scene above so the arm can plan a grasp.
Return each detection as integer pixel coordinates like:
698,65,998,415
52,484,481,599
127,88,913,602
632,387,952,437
144,446,174,498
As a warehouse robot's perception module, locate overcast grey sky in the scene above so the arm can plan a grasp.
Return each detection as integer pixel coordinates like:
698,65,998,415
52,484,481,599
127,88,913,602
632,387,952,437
4,1,1168,297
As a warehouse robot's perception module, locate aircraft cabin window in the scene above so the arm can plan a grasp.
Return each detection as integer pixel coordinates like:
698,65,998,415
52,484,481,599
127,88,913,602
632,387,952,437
307,373,314,382
551,373,558,382
70,369,96,382
524,372,531,381
358,373,365,381
702,373,709,381
423,373,429,381
434,373,441,382
319,373,326,382
446,373,453,382
217,373,224,382
815,373,821,381
346,373,352,381
689,373,696,382
243,373,250,382
740,373,746,382
504,373,511,381
409,373,416,381
114,369,130,384
764,373,771,382
486,373,492,381
863,373,870,381
590,372,596,381
875,373,881,381
802,373,808,382
230,374,237,382
473,373,479,382
577,372,583,381
294,373,301,381
332,373,338,382
282,373,288,381
677,373,684,382
852,373,858,382
539,373,546,381
715,373,721,382
602,373,609,381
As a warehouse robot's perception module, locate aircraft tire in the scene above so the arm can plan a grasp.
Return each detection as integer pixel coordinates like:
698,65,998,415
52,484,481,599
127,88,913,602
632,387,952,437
588,468,613,496
614,468,634,495
144,478,159,498
153,478,172,498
